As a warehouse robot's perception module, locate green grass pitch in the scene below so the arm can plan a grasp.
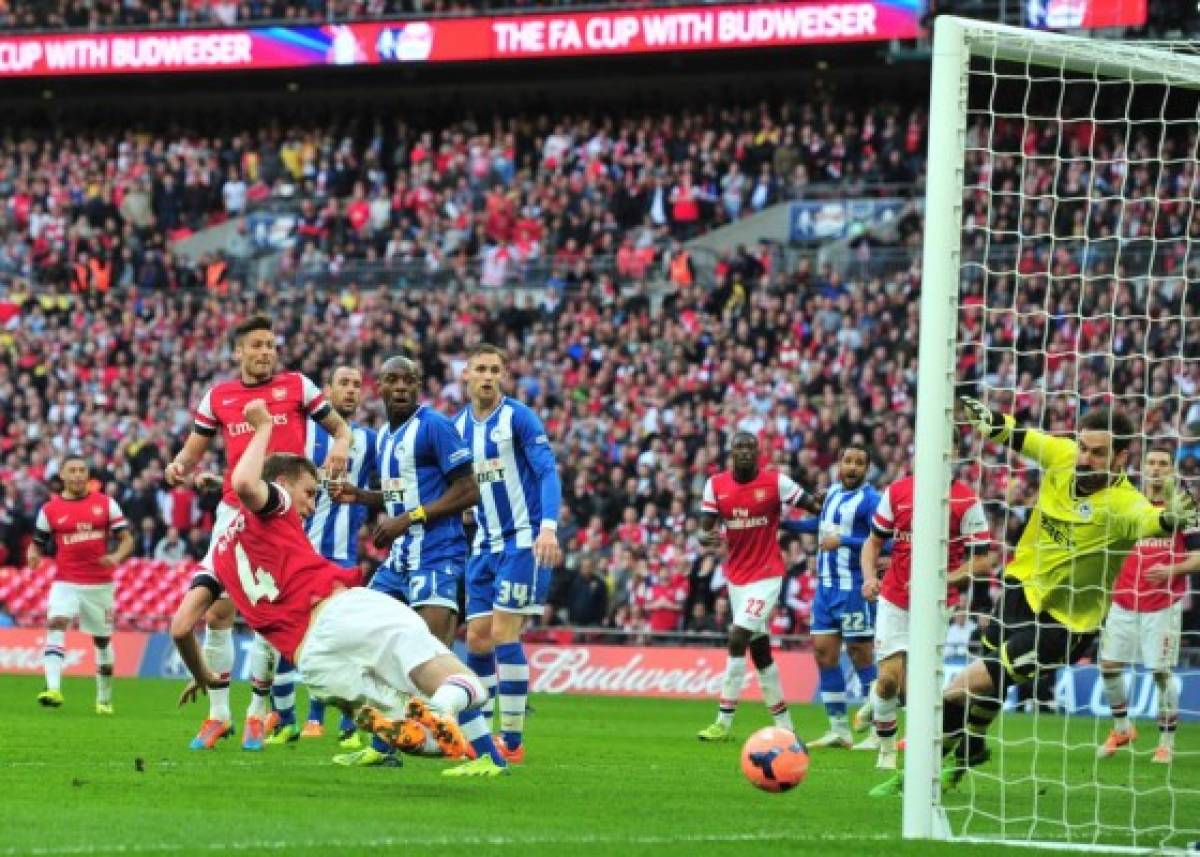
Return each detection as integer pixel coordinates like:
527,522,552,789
0,675,1195,856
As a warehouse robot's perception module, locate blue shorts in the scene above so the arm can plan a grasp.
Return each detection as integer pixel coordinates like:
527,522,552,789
369,556,463,612
465,547,550,621
812,586,875,638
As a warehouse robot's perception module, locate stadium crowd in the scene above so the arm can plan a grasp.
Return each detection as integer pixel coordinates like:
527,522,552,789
0,92,1199,642
0,95,925,294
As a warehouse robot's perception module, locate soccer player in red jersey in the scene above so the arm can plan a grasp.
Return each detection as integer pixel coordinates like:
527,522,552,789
695,431,821,741
171,400,489,769
28,456,134,713
164,315,353,750
859,472,992,778
1097,447,1200,765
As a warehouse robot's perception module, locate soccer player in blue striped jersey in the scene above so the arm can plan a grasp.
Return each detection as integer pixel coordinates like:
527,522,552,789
328,355,495,773
783,445,880,749
454,343,563,768
266,365,377,749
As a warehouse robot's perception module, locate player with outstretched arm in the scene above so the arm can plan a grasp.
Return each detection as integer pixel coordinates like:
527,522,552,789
171,399,487,772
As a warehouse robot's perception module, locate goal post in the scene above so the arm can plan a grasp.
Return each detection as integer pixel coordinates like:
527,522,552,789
907,14,1200,850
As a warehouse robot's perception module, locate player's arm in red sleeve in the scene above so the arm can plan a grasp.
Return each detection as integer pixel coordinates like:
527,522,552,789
170,573,224,706
28,506,52,567
232,399,275,513
102,498,134,568
947,497,993,589
305,374,352,480
862,485,894,601
698,477,721,547
167,390,216,487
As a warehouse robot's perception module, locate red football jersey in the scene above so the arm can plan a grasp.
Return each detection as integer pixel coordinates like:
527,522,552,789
207,485,362,661
193,371,329,505
873,476,990,610
701,468,806,585
35,492,128,585
1111,501,1198,613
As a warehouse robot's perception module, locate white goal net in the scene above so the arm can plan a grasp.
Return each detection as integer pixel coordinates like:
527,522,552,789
907,16,1200,852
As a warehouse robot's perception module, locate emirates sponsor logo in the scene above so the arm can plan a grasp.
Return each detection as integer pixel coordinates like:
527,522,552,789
529,647,727,696
228,414,289,437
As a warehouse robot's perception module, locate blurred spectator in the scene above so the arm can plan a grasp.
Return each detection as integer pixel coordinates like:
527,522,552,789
0,600,14,628
134,517,160,559
153,526,190,563
684,602,718,634
566,555,607,626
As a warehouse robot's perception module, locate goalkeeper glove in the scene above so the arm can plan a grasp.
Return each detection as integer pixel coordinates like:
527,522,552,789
960,396,995,433
1160,478,1199,532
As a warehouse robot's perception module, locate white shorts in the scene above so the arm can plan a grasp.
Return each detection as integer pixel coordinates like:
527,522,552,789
202,501,239,569
297,587,450,715
1100,601,1183,671
728,577,783,636
874,598,909,661
47,581,115,636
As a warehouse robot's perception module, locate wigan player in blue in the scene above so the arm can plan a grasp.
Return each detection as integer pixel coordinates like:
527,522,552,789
783,445,880,749
329,355,491,771
265,365,377,749
454,344,562,768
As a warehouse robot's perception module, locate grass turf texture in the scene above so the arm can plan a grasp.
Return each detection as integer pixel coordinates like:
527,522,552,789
0,675,1195,856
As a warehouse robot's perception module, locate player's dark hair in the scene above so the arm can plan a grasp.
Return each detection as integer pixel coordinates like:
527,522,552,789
329,364,362,382
1079,408,1136,454
232,314,274,346
263,453,319,485
60,454,88,471
1145,443,1175,460
842,442,871,462
467,342,508,364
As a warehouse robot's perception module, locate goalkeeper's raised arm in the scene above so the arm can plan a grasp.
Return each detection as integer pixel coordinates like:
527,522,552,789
960,398,1196,538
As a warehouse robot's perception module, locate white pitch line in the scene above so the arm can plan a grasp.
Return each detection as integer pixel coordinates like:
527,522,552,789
0,830,895,857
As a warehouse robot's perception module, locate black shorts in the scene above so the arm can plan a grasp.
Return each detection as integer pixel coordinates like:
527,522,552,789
981,578,1095,685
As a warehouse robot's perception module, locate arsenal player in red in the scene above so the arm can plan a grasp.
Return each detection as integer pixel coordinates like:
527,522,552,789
165,315,353,750
29,456,134,713
171,399,489,767
860,470,992,776
1097,447,1200,765
695,431,821,742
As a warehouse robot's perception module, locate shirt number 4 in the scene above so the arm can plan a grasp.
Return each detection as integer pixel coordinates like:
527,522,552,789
235,542,280,605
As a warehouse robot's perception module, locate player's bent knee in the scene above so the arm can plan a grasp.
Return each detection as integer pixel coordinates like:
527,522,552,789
47,616,71,631
205,599,235,629
466,619,493,654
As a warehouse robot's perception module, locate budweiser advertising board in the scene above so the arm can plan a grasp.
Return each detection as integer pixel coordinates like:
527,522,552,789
0,1,922,78
0,629,146,676
526,644,818,702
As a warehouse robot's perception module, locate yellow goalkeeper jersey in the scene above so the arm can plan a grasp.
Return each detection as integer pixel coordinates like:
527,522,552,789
996,423,1163,632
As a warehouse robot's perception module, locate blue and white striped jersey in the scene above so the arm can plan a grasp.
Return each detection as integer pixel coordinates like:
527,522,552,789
376,404,474,569
303,419,376,568
454,396,562,554
785,482,880,591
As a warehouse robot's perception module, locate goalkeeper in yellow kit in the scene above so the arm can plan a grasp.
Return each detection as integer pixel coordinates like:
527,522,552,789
939,399,1197,787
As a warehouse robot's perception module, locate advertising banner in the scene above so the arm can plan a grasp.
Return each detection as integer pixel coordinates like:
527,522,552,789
525,643,818,702
789,197,910,242
0,1,924,78
0,629,147,677
1024,0,1147,29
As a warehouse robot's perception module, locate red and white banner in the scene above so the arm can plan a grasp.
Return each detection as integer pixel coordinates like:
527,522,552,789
0,629,147,677
526,644,818,702
0,1,923,78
